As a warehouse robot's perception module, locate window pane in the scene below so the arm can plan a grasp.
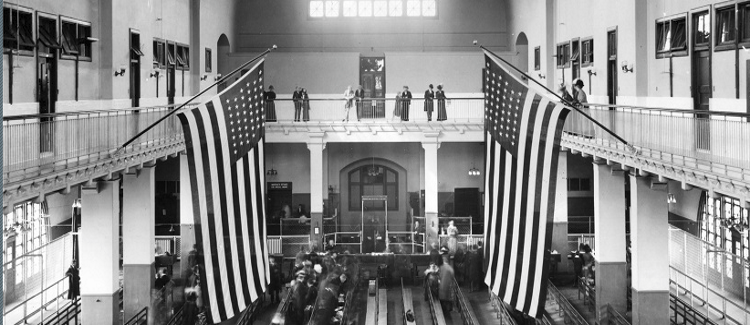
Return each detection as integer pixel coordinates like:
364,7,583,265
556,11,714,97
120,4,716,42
359,0,373,17
310,1,325,17
374,1,388,16
343,1,357,17
326,1,340,17
656,22,669,52
350,185,360,208
717,7,735,44
534,47,540,70
671,19,686,50
389,0,403,17
743,5,750,41
386,170,396,182
422,0,436,16
407,0,421,16
695,12,710,45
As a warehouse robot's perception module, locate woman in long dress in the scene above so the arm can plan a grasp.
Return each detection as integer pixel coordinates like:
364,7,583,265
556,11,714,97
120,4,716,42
393,92,401,119
264,85,277,122
343,86,355,122
447,220,458,255
436,84,447,121
301,88,310,122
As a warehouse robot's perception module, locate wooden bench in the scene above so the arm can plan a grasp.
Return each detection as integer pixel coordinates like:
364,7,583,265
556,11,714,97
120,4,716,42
365,280,379,325
378,289,388,325
401,281,416,325
427,286,447,325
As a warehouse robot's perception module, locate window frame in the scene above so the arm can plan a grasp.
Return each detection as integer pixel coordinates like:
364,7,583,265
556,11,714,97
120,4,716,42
205,47,212,73
309,0,437,19
715,3,736,50
166,41,176,67
153,38,166,69
59,16,93,62
36,12,62,57
693,10,711,51
534,46,540,71
176,43,189,71
556,42,570,68
3,5,35,56
348,165,399,211
741,2,750,44
655,14,688,59
581,37,594,67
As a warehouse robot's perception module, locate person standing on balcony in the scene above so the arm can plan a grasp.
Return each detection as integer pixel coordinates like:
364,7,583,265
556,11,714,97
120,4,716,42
424,84,435,121
66,260,80,299
572,79,588,108
400,86,413,121
264,85,277,122
301,88,311,122
393,92,402,120
293,86,303,122
355,85,365,121
343,85,355,122
436,84,447,121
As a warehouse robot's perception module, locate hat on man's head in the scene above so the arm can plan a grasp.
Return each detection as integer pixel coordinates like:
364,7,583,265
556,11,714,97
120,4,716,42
440,247,449,254
574,78,584,88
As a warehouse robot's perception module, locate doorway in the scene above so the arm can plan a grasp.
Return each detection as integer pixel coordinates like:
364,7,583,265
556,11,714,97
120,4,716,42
692,11,711,150
607,29,618,105
266,182,293,235
129,30,142,108
359,57,386,118
515,33,529,74
167,42,176,106
217,34,230,93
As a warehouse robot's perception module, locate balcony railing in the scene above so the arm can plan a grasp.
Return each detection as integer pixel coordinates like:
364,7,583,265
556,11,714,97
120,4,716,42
3,104,190,181
5,99,750,194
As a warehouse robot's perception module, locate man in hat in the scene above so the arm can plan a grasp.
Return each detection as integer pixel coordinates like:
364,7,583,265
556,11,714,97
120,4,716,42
286,269,309,325
572,79,588,108
438,249,455,313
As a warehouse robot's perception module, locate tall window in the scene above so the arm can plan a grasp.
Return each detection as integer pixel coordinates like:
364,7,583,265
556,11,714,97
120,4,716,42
581,38,593,67
556,42,569,68
534,46,540,71
37,15,61,55
3,6,34,54
310,0,436,18
176,44,189,70
153,38,166,68
700,191,749,285
655,16,687,58
716,6,735,47
349,165,398,210
3,202,50,260
60,18,93,60
205,48,212,73
694,11,710,48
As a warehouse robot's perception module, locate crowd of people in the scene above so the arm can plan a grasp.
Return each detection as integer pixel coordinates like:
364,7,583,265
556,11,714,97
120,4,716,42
424,240,485,315
284,243,354,325
262,83,451,122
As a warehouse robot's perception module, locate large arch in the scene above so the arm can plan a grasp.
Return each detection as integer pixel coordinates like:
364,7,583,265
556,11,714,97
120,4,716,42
515,32,529,74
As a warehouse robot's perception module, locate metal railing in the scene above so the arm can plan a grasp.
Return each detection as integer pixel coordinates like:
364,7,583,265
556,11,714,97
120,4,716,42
3,104,191,180
155,235,181,257
545,280,590,325
488,290,518,325
563,103,750,174
600,304,631,325
452,277,479,325
427,280,447,325
670,293,717,325
41,297,80,325
568,233,596,252
124,306,148,325
669,227,750,325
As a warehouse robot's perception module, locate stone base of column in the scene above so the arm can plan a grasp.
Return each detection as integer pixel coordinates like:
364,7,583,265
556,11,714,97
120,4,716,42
310,212,324,249
595,261,628,321
82,292,120,325
550,221,570,274
123,263,155,322
631,288,669,325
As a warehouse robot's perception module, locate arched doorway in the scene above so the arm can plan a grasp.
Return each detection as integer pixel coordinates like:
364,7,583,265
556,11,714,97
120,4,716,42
515,32,529,74
216,34,230,92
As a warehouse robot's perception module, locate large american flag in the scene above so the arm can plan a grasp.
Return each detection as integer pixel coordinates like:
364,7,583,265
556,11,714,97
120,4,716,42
177,60,269,323
482,50,570,318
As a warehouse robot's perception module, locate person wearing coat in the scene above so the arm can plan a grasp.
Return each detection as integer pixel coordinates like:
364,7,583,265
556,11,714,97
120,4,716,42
66,261,80,299
424,84,435,121
436,84,447,121
293,86,303,122
438,251,455,313
400,86,413,121
354,85,365,121
264,85,277,122
393,92,401,119
286,270,309,325
301,88,310,122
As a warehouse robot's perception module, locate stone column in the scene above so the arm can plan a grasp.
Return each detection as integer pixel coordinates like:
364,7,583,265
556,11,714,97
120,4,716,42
308,132,326,247
593,161,628,321
180,154,196,282
122,167,156,322
550,151,569,274
422,136,440,247
80,179,121,325
630,173,669,325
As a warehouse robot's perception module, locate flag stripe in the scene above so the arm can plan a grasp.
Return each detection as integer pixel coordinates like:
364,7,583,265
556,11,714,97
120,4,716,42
250,148,268,292
521,99,555,313
244,153,265,299
231,156,253,304
204,101,241,316
482,132,492,277
258,141,271,284
184,108,225,321
236,156,260,302
494,150,515,298
254,145,269,290
483,135,497,286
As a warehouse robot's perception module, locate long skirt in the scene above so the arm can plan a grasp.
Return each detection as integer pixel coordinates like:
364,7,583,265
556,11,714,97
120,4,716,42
401,103,410,121
302,101,310,121
266,101,277,122
393,100,401,117
437,99,447,121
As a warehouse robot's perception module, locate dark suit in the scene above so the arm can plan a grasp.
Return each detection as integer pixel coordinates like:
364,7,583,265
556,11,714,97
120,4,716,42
264,90,277,122
424,89,435,121
400,90,412,121
293,90,303,121
355,89,365,120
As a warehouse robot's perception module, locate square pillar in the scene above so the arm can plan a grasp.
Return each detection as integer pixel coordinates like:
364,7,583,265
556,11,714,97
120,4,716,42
122,167,156,321
180,154,197,281
422,141,439,246
80,179,121,325
593,162,628,320
630,173,669,325
308,133,326,246
550,151,569,274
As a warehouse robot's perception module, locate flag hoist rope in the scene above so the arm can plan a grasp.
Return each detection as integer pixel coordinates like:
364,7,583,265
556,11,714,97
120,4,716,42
479,44,637,154
112,45,278,157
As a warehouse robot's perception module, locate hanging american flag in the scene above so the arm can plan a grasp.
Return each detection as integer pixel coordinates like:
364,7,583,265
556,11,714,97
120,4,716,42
177,59,269,323
482,50,570,318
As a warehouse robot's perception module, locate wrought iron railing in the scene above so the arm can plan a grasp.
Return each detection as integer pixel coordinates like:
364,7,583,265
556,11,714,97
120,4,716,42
599,304,631,325
452,277,479,325
124,306,148,325
670,293,717,325
545,280,590,325
488,290,518,325
41,297,80,325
